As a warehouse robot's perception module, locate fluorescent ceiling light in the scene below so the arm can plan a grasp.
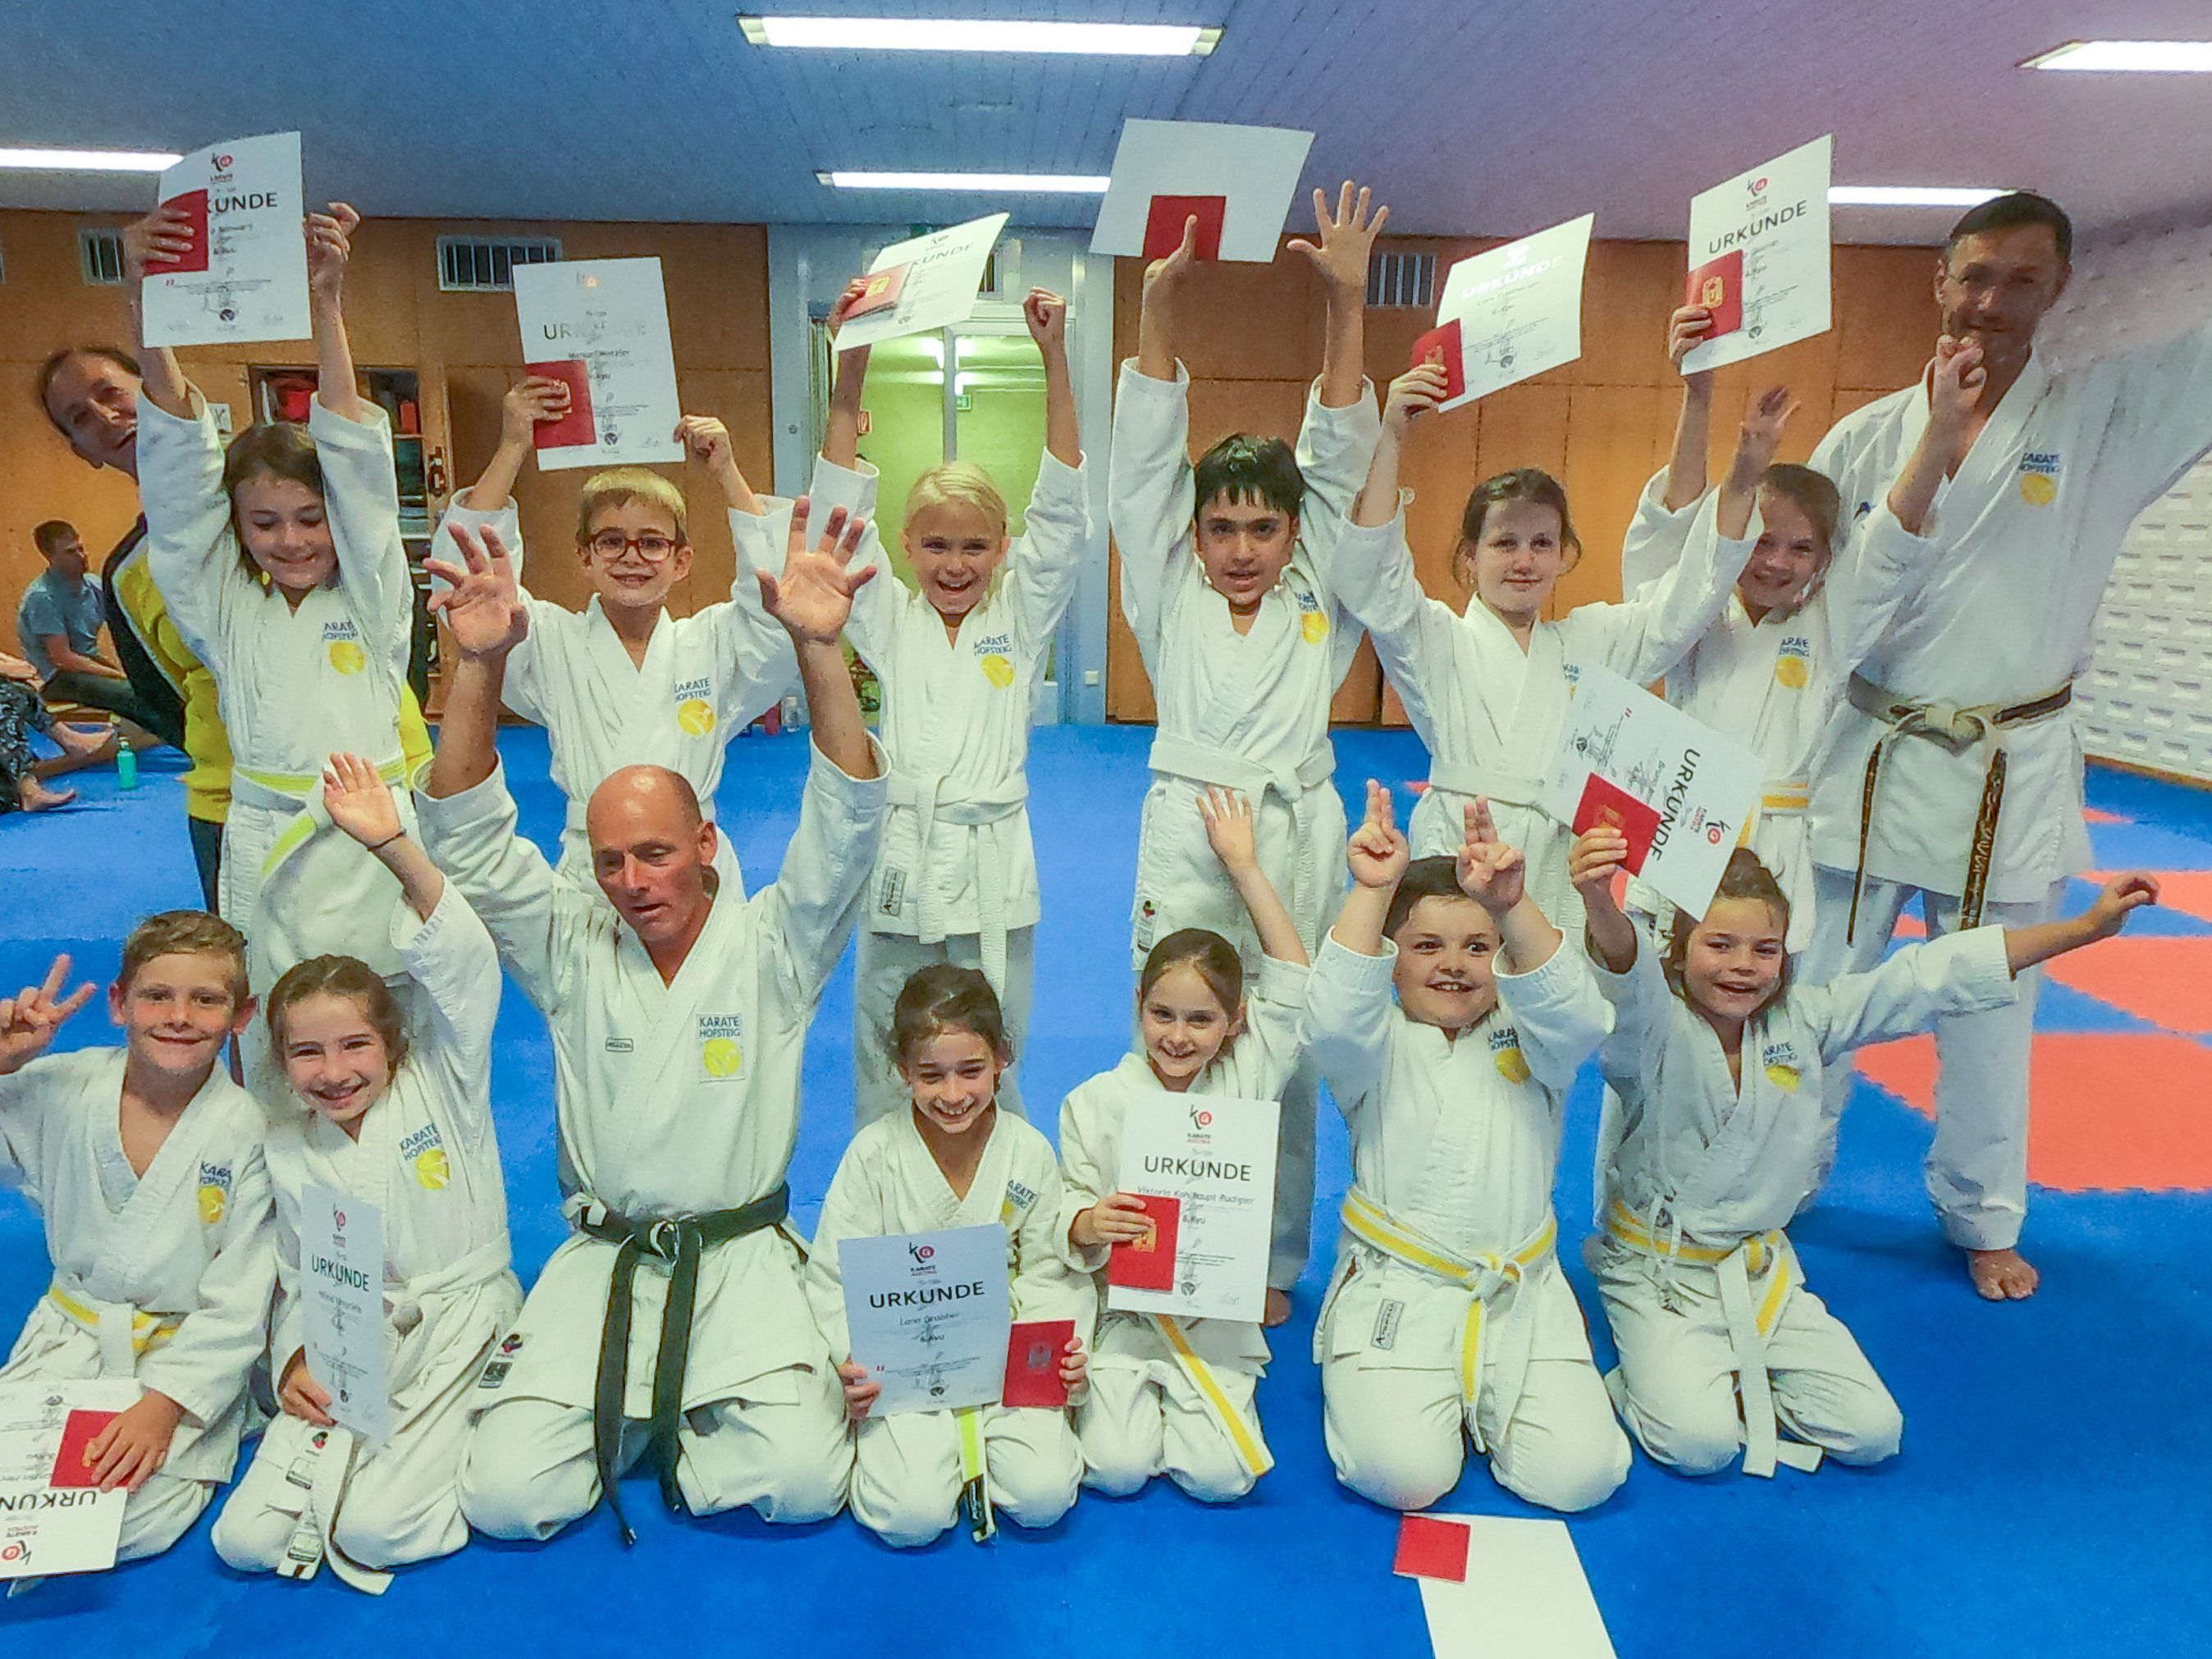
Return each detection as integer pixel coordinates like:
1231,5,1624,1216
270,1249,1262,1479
742,15,1221,54
1829,185,2006,208
2025,39,2212,72
817,170,1109,192
0,147,181,172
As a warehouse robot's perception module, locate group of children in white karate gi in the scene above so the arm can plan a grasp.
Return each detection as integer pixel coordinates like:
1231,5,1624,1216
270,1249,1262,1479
1,181,2192,1584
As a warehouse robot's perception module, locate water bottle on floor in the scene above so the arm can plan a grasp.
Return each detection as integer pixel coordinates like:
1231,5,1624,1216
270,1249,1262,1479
117,744,138,790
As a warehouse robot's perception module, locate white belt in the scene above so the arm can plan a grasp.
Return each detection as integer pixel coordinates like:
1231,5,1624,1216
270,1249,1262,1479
385,1242,514,1335
1145,735,1334,939
884,770,1028,994
1422,760,1545,814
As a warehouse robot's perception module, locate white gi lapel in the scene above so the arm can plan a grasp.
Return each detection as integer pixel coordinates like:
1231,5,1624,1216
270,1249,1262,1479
1946,353,2054,523
601,894,743,1179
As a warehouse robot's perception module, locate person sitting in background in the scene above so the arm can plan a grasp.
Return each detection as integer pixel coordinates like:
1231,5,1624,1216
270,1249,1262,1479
0,650,112,813
16,519,161,739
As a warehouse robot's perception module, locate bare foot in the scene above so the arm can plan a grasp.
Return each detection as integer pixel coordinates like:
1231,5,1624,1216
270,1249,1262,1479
53,722,115,760
17,776,76,812
1967,1246,2038,1300
1262,1288,1291,1328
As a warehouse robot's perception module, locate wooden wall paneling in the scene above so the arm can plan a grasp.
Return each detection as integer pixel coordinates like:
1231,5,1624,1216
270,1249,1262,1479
1104,541,1155,721
1558,382,1675,611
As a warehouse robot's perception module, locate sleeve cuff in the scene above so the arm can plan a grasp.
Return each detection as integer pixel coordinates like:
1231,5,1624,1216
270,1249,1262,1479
809,454,877,522
391,880,460,960
1250,954,1313,1006
1316,932,1398,990
307,396,393,450
1116,357,1191,397
1636,468,1702,523
1307,376,1381,426
1953,926,2021,1006
417,759,516,839
807,733,893,806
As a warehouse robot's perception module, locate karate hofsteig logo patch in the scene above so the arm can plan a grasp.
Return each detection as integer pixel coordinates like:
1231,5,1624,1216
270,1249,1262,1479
974,632,1017,688
698,1013,746,1082
1296,588,1329,644
1489,1026,1531,1084
1774,636,1812,690
196,1160,234,1224
2018,451,2061,507
323,619,366,675
401,1122,450,1190
674,676,716,735
1763,1042,1803,1091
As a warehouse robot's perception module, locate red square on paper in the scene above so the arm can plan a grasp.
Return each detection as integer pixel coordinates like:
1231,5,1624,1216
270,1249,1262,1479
48,1409,120,1488
146,189,212,276
1410,319,1468,403
1144,194,1227,261
1003,1319,1075,1407
1685,249,1744,340
1393,1514,1471,1582
1574,774,1663,874
523,359,596,450
845,264,908,320
1106,1194,1181,1291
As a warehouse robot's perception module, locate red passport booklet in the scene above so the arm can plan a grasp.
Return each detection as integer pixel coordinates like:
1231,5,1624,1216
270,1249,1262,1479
1410,319,1468,403
1684,249,1744,340
1106,1194,1181,1291
1003,1319,1076,1407
1144,194,1227,261
1573,774,1664,874
523,359,596,450
146,189,212,276
846,264,908,320
48,1409,120,1488
1393,1514,1472,1583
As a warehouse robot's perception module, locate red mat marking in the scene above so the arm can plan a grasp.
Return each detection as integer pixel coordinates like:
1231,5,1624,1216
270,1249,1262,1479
1854,1032,2212,1192
2082,807,2129,825
2044,935,2212,1035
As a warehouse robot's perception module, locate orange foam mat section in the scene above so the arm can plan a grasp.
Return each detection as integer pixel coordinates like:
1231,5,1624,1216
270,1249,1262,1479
2087,869,2212,926
1854,1032,2212,1192
2082,807,2130,825
2044,935,2212,1035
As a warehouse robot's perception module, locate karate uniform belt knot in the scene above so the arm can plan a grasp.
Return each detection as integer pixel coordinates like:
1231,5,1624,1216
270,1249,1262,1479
574,1183,791,1545
885,770,1028,994
1340,1192,1555,1450
1146,735,1334,940
1605,1201,1808,1478
45,1280,182,1375
1844,672,2073,941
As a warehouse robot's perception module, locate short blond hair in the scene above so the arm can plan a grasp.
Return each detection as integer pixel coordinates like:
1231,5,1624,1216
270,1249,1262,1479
119,910,249,1007
907,462,1008,540
576,467,687,547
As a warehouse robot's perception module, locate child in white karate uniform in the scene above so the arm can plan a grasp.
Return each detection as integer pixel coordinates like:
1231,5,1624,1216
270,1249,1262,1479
432,383,794,889
790,287,1089,1127
126,202,421,1004
213,756,522,1591
1581,834,2155,1478
807,967,1091,1547
0,916,272,1562
1110,186,1389,1321
1058,788,1307,1501
1305,785,1629,1514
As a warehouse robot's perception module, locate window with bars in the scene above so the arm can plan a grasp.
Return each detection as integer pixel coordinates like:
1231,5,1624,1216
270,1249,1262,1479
79,228,125,286
1367,251,1436,308
436,235,563,292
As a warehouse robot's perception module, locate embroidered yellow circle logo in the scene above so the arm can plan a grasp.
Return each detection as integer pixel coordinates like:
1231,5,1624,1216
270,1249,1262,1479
1300,610,1329,644
702,1037,743,1078
1766,1063,1801,1091
980,653,1015,689
414,1147,452,1190
197,1183,227,1224
676,697,715,735
2019,472,2056,507
327,640,367,675
1494,1047,1531,1084
1774,656,1808,690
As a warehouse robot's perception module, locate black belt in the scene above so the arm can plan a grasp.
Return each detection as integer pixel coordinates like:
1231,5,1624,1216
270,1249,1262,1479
1845,674,2074,940
578,1183,791,1544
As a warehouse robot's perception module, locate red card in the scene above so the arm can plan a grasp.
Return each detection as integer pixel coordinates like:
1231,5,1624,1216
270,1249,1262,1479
1106,1194,1181,1291
1002,1319,1075,1408
1410,319,1468,403
845,264,908,320
523,359,596,450
1574,774,1663,875
1144,194,1227,261
1393,1514,1472,1583
48,1409,120,1488
1684,249,1744,340
145,189,211,276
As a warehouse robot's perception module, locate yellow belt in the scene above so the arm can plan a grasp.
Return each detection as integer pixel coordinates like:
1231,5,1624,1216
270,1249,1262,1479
1605,1200,1808,1477
237,754,415,875
1341,1192,1556,1442
1735,784,1812,848
954,1405,994,1542
1151,1314,1273,1480
47,1283,183,1363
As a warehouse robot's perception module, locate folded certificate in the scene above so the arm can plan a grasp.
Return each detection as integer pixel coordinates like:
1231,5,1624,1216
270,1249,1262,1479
843,263,908,320
45,1410,119,1489
1573,774,1663,874
301,1184,390,1445
833,215,1009,352
1684,249,1744,340
1410,320,1469,404
1144,194,1227,261
0,1382,137,1579
1106,1194,1181,1291
140,131,312,349
523,359,596,450
1431,214,1594,413
1002,1320,1074,1408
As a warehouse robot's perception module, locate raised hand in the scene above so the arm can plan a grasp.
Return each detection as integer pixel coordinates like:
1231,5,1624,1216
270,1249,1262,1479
1346,779,1410,890
826,276,873,348
2084,871,2159,940
124,204,197,285
1569,825,1631,911
0,954,97,1076
304,202,360,300
425,522,529,660
1024,287,1068,357
1727,385,1799,487
1199,787,1259,875
1927,335,1989,446
1456,798,1526,916
500,376,572,449
1144,214,1204,291
1287,181,1390,293
1669,304,1716,386
674,414,734,469
322,752,402,849
1385,362,1451,434
758,497,877,646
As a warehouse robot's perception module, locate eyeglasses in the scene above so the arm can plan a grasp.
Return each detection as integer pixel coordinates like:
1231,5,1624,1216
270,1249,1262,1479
587,532,680,563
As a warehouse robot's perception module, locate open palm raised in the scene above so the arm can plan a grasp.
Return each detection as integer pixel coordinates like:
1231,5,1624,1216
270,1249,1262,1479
425,523,529,659
760,497,876,645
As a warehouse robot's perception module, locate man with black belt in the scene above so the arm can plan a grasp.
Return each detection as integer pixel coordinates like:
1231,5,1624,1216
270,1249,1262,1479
1802,192,2212,1299
419,501,884,1543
